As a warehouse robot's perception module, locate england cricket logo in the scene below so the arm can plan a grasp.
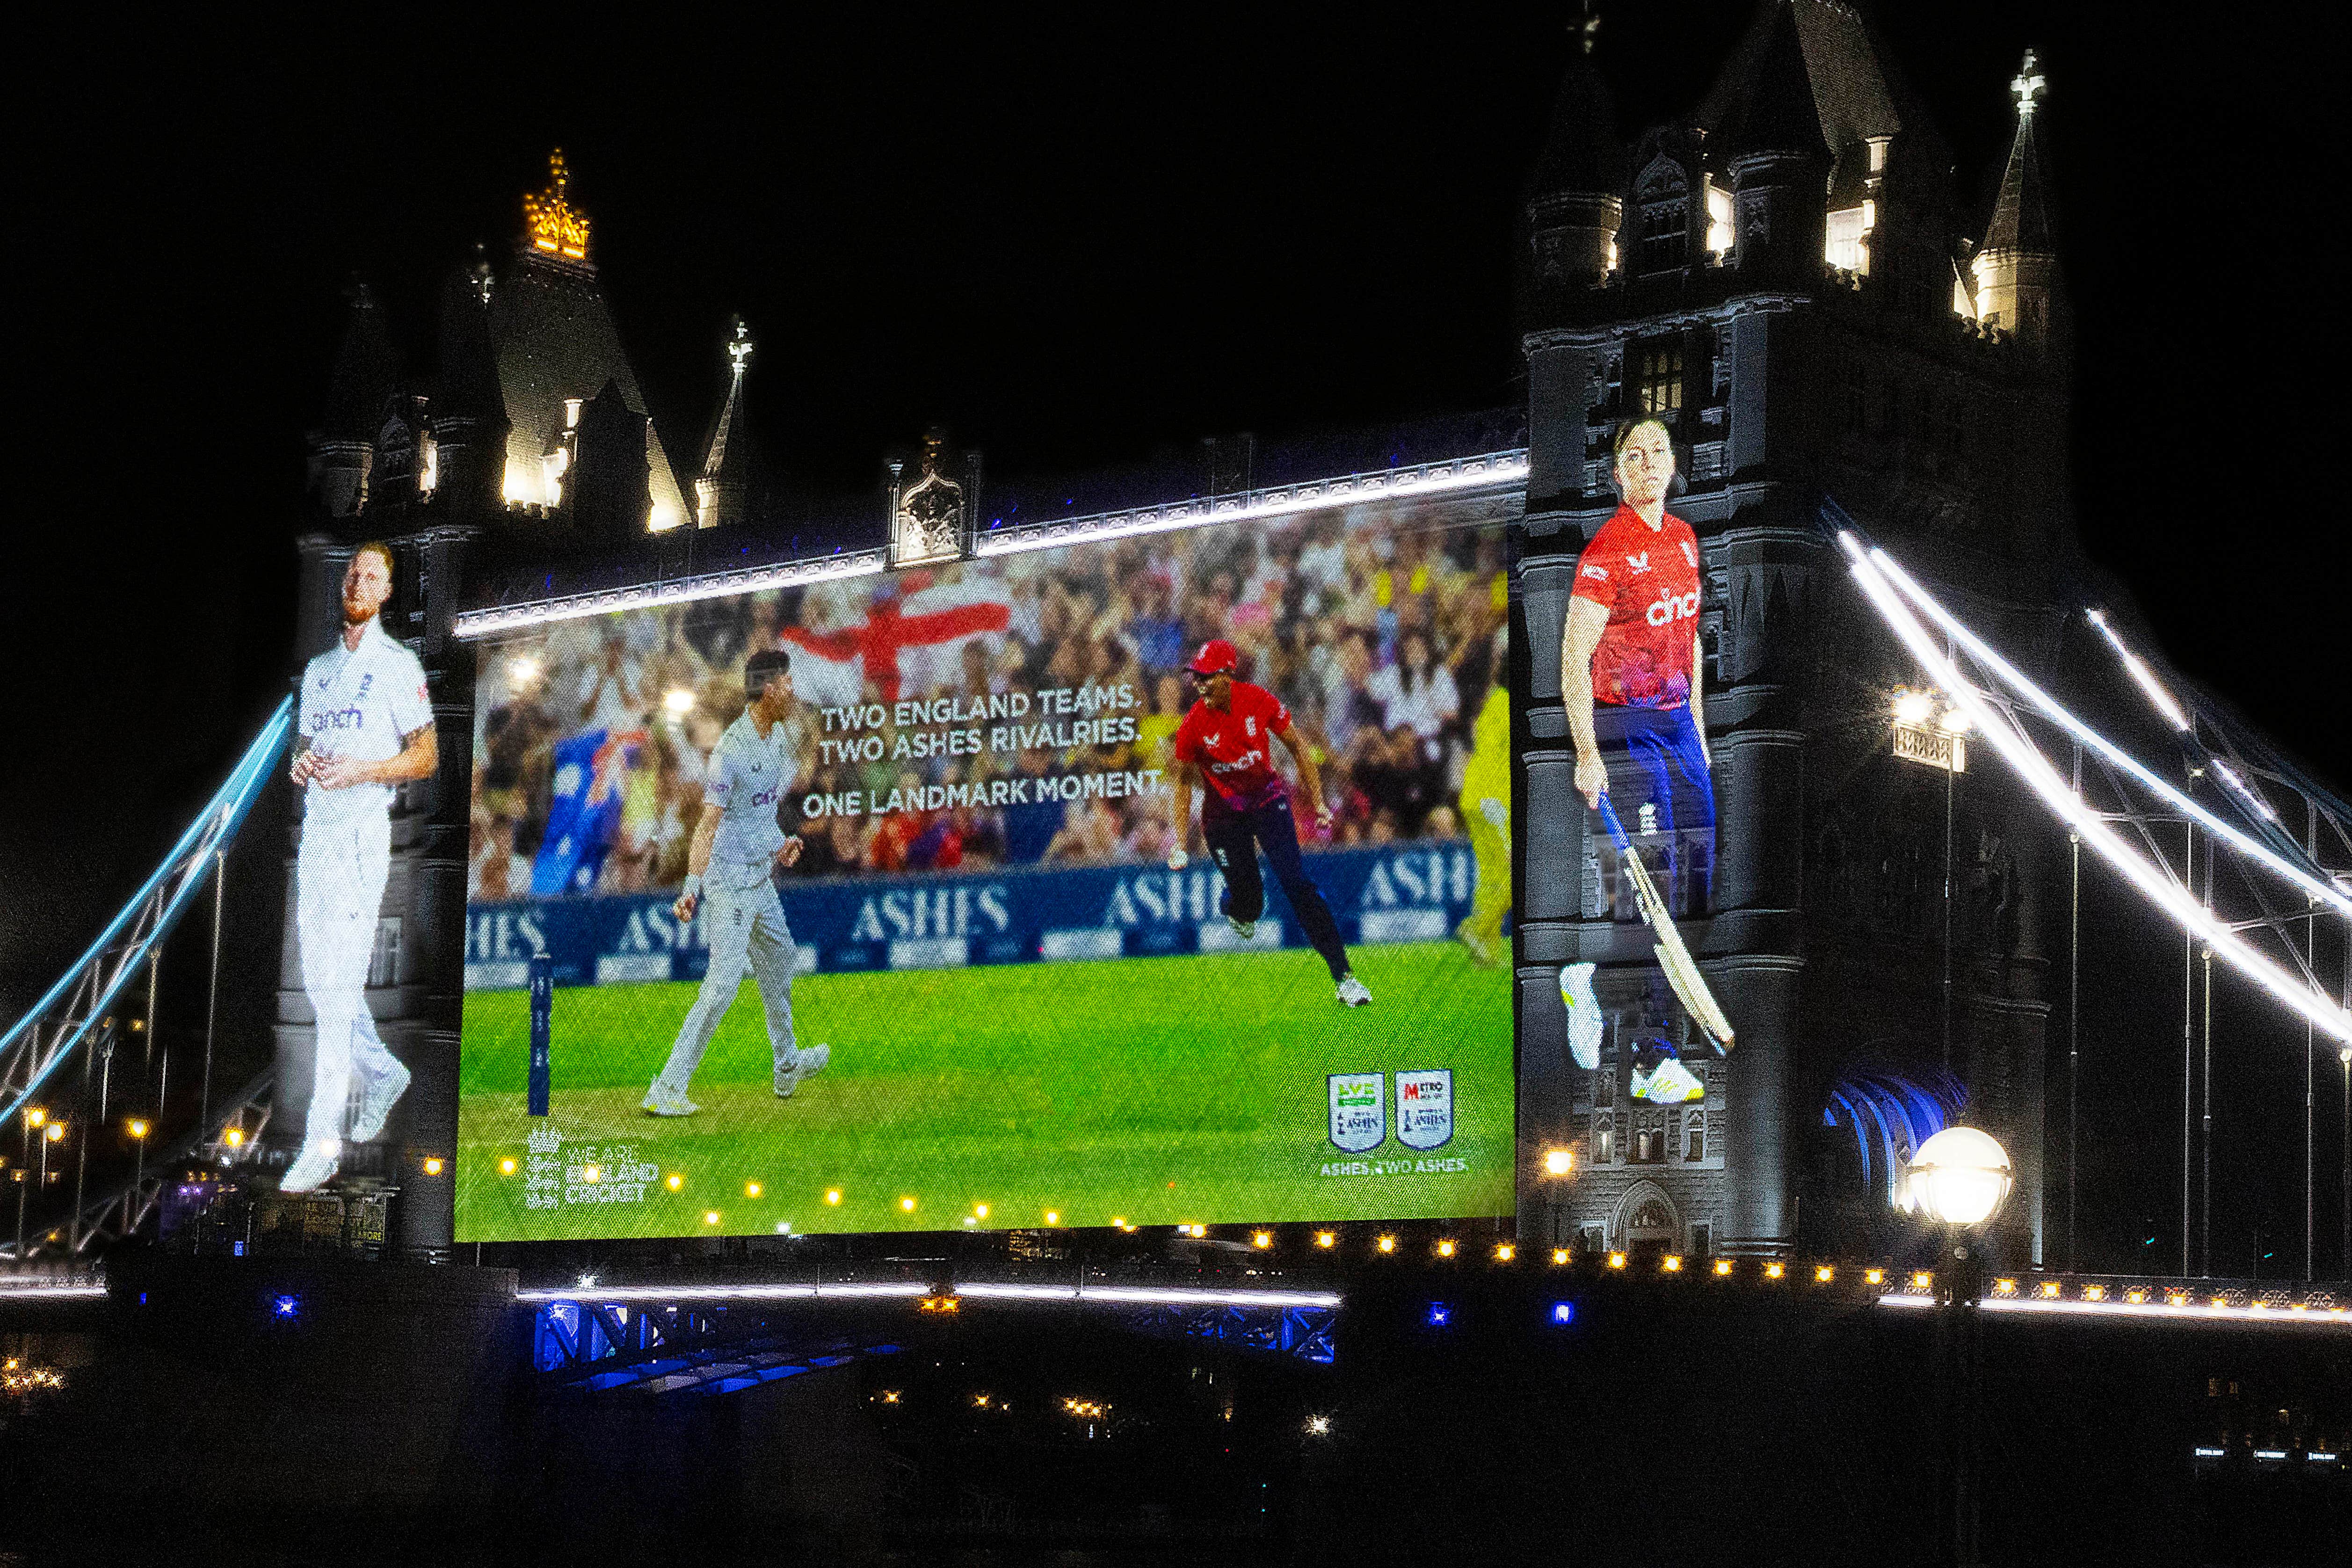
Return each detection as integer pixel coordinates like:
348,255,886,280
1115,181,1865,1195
1328,1073,1385,1153
1395,1069,1454,1151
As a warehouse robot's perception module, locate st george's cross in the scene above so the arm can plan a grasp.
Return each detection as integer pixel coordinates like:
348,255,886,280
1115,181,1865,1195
777,574,1012,707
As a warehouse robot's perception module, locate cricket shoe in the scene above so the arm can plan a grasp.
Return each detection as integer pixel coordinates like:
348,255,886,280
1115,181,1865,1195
1227,915,1259,940
775,1044,832,1098
280,1140,342,1194
1559,963,1603,1070
1630,1054,1706,1105
1454,917,1498,968
347,1058,411,1143
641,1085,701,1117
1336,974,1372,1008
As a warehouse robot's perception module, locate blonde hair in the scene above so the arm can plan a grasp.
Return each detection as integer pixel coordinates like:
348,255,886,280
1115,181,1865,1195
352,540,396,578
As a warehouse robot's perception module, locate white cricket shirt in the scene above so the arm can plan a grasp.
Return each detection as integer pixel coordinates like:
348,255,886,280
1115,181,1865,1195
299,617,432,825
703,709,795,885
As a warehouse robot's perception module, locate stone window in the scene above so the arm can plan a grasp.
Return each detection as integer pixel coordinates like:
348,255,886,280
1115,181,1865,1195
1685,1112,1706,1162
1638,197,1688,273
1635,340,1684,416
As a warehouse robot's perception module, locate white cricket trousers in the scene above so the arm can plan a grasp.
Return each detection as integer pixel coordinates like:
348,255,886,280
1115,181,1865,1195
653,871,801,1094
297,811,402,1145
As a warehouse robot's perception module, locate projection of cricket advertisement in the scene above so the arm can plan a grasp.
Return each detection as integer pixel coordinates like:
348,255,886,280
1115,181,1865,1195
454,502,1515,1241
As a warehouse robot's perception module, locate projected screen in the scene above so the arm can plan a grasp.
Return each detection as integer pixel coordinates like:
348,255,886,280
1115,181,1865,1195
455,503,1515,1241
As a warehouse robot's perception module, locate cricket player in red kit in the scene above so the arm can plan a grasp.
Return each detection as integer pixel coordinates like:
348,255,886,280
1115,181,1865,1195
1167,640,1372,1007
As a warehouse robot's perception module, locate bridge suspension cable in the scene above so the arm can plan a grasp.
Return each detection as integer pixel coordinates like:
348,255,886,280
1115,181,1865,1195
1,700,290,1133
1832,525,2352,1049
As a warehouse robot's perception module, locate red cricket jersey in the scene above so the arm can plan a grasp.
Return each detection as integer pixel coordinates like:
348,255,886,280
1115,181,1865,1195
1569,504,1703,709
1174,681,1292,812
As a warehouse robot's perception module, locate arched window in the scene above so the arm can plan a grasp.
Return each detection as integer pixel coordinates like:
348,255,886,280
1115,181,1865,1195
1634,161,1690,274
1685,1112,1706,1162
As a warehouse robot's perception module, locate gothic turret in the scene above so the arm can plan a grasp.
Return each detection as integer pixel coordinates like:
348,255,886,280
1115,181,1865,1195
1523,20,1626,293
306,281,399,517
428,247,511,519
694,316,762,529
566,378,652,540
1971,51,2062,353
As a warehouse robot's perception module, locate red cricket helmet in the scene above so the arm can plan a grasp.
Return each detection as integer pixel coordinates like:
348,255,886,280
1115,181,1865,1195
1187,639,1240,677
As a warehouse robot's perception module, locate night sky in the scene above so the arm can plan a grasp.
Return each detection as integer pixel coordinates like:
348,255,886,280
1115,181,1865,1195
7,3,2343,1272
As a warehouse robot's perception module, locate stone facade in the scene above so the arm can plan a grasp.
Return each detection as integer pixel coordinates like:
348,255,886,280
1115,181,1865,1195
1512,5,2065,1265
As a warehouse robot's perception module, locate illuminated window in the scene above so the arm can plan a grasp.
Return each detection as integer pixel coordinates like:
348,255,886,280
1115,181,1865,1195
1638,200,1687,274
1703,179,1735,260
1685,1113,1705,1162
1595,1116,1617,1166
1635,341,1684,416
1826,202,1874,275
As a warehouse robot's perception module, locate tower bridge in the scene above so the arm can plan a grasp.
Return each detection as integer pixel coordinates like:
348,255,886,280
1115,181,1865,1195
7,7,2352,1561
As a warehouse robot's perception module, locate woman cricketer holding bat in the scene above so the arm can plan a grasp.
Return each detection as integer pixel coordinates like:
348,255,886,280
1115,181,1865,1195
1556,416,1723,1103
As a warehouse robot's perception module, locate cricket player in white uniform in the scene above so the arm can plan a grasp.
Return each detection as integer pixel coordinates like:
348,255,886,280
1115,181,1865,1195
643,648,831,1115
283,543,437,1193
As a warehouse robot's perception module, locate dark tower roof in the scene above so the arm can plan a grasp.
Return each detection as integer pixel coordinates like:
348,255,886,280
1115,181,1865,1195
1528,44,1626,196
491,151,690,528
1699,1,1942,166
321,281,399,443
433,247,507,422
1982,51,2054,254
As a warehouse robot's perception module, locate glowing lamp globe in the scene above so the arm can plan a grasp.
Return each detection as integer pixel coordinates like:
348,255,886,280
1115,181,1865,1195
1906,1127,2013,1228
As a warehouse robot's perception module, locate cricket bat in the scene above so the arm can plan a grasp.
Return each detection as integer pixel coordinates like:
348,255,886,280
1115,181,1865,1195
1596,793,1736,1053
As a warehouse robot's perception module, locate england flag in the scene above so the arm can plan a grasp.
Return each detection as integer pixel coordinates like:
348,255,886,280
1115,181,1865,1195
778,573,1012,708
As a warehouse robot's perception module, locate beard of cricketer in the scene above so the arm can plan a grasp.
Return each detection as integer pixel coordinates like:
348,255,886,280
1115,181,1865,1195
641,649,831,1116
282,544,439,1194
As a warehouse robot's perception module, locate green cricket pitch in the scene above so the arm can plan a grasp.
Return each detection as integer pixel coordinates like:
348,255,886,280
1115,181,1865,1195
455,942,1511,1241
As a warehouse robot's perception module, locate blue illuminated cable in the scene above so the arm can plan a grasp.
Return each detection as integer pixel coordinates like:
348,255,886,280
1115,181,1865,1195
0,700,290,1123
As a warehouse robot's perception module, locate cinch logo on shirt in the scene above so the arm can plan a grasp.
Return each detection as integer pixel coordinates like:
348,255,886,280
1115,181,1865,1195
312,708,366,733
1644,589,1701,628
1210,749,1266,774
750,787,780,809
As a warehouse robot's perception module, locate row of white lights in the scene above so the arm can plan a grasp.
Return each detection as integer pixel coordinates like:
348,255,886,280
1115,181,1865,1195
518,1281,1342,1309
1841,535,2352,1046
451,449,1530,637
454,550,888,639
972,451,1529,559
2085,609,2285,829
1878,1292,2349,1328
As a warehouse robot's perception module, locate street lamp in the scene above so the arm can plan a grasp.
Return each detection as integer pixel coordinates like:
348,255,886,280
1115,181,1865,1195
128,1118,151,1232
1909,1126,2011,1568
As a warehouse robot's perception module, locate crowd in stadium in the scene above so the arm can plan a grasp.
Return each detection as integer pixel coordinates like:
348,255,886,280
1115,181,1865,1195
467,508,1510,901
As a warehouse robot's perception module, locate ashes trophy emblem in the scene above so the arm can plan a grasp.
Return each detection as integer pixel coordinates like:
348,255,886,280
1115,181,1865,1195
1395,1069,1454,1151
1328,1073,1385,1153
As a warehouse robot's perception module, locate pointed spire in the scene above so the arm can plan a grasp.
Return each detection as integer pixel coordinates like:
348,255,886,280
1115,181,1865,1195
1715,1,1830,160
696,315,761,529
435,249,507,421
322,278,399,442
1983,50,2054,255
1529,17,1625,198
